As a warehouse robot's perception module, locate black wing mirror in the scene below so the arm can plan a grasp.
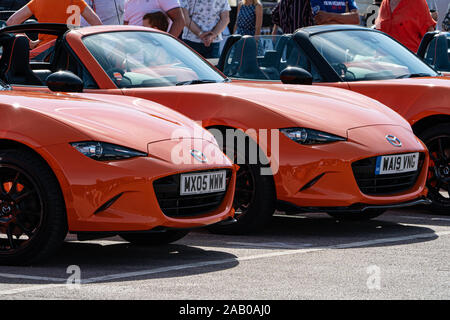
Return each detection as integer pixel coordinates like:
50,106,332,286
47,71,83,93
280,67,313,85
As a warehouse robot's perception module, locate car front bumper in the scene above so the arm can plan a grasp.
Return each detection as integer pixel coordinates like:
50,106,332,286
273,125,429,209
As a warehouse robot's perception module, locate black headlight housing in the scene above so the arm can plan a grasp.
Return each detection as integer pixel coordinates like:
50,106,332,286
280,128,346,145
71,141,147,161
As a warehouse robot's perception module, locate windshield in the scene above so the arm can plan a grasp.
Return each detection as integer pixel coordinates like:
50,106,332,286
83,31,226,88
310,30,439,81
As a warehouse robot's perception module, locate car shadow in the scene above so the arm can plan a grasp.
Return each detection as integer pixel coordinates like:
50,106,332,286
182,210,444,250
0,242,239,285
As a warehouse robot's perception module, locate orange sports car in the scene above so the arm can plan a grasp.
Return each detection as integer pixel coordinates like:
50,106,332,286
217,25,450,214
1,24,431,235
0,77,236,265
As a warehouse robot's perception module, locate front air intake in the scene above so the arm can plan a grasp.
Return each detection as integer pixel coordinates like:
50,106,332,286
352,153,424,195
153,170,232,218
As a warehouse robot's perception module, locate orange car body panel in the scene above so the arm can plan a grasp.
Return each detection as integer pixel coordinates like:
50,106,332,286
321,77,450,128
0,90,236,232
228,78,450,130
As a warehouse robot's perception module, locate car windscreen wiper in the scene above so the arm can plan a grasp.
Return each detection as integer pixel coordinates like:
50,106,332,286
396,73,432,79
175,79,221,86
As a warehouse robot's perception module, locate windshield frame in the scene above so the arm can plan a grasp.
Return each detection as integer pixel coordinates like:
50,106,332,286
306,28,440,82
0,80,8,90
81,30,228,89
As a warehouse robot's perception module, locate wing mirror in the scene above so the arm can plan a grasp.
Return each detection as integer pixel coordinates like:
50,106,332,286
47,71,83,93
280,67,313,85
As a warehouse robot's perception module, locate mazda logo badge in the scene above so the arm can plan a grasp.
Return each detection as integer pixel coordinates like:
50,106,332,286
386,135,402,147
1,206,11,215
190,150,207,163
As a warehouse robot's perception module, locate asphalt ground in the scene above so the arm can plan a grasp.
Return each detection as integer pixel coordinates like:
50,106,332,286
0,207,448,300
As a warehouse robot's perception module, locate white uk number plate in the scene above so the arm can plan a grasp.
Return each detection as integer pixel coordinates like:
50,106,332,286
375,153,419,175
180,171,226,195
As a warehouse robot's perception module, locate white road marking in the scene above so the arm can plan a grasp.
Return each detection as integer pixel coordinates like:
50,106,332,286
431,218,450,222
0,273,65,282
399,216,450,222
0,283,68,296
1,230,450,296
273,214,308,218
226,241,313,249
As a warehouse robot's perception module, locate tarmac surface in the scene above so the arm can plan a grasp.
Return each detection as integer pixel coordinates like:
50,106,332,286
0,208,449,300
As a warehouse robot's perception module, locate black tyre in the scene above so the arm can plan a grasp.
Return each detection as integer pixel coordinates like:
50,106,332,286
120,230,189,245
327,209,386,221
0,148,67,265
418,123,450,214
206,128,276,234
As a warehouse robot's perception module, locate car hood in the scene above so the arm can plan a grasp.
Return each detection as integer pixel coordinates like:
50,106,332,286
146,82,411,137
360,76,450,85
1,91,213,152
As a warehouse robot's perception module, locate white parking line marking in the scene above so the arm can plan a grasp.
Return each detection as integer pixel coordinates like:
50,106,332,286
0,273,65,282
398,216,430,220
0,230,449,296
273,214,308,218
0,283,68,296
399,216,450,222
432,218,450,222
226,241,313,249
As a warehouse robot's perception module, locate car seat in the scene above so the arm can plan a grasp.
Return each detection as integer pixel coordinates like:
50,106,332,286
0,34,42,85
231,36,268,80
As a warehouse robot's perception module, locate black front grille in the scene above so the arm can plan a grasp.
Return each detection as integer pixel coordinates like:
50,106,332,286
352,153,424,196
153,170,231,218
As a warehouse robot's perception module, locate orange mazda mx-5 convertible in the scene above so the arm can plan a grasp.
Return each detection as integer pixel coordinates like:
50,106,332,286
216,25,450,214
0,79,236,265
1,24,431,235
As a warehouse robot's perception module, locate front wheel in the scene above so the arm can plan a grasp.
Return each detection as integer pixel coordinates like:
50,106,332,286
206,128,276,234
327,209,386,221
418,124,450,214
120,230,189,246
0,149,67,265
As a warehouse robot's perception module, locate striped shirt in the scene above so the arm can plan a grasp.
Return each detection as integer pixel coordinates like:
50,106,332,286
271,0,314,33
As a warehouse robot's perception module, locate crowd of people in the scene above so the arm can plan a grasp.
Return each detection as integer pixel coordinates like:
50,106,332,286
4,0,450,58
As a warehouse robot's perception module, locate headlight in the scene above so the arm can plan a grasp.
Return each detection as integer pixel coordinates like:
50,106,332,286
280,128,346,145
71,141,147,161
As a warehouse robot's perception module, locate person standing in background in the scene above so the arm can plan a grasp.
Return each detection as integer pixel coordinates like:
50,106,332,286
271,0,314,35
443,2,450,31
143,11,169,31
234,0,263,36
434,0,449,30
375,0,436,52
426,0,439,22
81,0,125,26
180,0,231,59
310,0,360,25
124,0,185,37
6,0,102,47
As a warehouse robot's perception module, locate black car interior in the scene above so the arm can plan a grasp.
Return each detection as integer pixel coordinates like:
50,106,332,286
423,33,450,72
0,29,97,89
0,34,42,85
223,35,322,82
